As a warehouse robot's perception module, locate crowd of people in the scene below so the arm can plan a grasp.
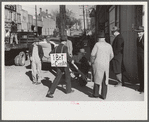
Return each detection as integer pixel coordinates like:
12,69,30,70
27,25,145,99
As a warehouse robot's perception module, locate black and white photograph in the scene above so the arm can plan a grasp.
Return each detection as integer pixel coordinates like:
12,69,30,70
1,1,148,120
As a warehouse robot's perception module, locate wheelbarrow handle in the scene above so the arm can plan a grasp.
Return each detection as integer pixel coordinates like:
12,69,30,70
71,62,87,81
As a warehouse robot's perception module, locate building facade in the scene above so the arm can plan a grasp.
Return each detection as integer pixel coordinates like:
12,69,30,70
28,14,33,32
38,8,56,36
21,9,28,31
90,5,145,83
5,5,17,32
16,5,22,31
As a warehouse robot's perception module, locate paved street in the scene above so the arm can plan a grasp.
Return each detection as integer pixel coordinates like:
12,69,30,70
4,60,144,101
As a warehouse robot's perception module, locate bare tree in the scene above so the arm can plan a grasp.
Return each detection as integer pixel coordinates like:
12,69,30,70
51,9,81,29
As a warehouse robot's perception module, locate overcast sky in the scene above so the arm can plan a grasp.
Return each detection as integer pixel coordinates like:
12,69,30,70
21,5,83,19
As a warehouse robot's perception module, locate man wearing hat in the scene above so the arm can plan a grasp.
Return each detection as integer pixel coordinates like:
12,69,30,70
135,26,144,93
72,48,91,86
46,35,74,98
90,30,114,99
111,26,124,86
29,37,44,85
73,48,86,64
10,21,18,44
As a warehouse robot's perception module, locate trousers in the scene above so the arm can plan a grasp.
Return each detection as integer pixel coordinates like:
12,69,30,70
137,52,144,91
49,66,72,94
31,60,42,82
10,33,18,44
93,73,107,99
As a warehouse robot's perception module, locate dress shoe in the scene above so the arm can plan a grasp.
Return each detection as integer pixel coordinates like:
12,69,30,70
89,94,99,98
32,82,36,84
67,90,74,94
138,89,144,94
46,93,54,98
99,95,106,100
35,82,41,85
136,89,144,94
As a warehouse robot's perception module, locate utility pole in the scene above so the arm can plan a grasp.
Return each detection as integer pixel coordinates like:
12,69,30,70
60,5,66,37
35,5,38,35
86,9,88,30
83,5,86,34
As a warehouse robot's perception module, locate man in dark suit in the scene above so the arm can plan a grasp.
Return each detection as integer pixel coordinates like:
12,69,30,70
29,36,44,85
111,26,124,86
46,35,74,98
135,26,144,94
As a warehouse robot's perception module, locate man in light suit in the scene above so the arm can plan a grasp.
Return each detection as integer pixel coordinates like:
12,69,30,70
90,30,114,99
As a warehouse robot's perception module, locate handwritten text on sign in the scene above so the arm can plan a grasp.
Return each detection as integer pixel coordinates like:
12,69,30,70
50,53,67,67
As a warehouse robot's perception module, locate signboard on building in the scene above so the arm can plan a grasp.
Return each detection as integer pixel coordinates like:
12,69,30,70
50,53,67,67
5,5,16,12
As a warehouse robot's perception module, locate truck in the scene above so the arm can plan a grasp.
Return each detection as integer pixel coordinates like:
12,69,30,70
5,32,37,66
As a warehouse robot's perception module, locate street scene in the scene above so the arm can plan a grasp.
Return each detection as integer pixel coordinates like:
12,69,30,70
4,3,146,102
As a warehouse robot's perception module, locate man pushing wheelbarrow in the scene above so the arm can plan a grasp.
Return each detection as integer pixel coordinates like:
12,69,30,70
70,48,92,87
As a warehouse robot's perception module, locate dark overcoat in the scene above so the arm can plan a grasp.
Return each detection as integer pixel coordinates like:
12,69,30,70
29,44,44,61
111,34,124,74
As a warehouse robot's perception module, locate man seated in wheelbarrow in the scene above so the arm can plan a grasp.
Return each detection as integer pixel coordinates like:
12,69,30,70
70,48,92,86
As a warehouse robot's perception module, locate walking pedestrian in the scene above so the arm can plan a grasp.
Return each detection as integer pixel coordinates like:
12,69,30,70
135,26,144,94
111,26,124,86
10,21,18,44
90,31,114,99
46,35,74,98
29,36,44,85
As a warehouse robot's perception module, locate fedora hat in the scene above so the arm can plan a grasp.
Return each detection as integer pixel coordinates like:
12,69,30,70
111,26,119,32
135,26,144,32
11,21,15,24
97,30,105,38
60,35,67,41
80,48,86,53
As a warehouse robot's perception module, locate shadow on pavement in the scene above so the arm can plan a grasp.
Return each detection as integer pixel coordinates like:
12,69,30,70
123,82,140,91
41,76,66,94
41,77,52,89
25,71,32,82
42,62,57,76
109,69,140,91
109,79,140,91
71,79,93,96
47,75,93,95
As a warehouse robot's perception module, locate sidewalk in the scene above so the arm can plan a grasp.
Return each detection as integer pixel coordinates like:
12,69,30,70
4,61,144,101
